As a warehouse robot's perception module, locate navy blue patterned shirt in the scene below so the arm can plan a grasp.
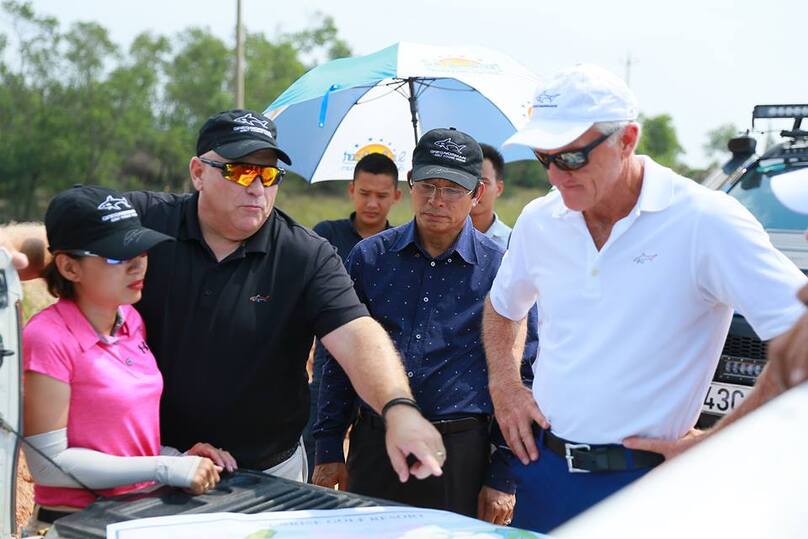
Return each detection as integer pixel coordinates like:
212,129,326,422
314,217,538,478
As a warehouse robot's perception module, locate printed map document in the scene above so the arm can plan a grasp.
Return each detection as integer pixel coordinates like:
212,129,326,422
106,506,545,538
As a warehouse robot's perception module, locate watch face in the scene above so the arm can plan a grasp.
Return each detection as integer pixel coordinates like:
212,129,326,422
0,252,22,537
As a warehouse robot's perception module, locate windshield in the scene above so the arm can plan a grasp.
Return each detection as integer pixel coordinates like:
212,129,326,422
727,163,808,231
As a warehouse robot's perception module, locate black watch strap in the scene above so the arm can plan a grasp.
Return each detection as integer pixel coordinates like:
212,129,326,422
381,397,421,419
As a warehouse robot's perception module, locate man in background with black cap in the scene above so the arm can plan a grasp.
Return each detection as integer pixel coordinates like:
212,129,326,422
14,109,446,485
313,128,538,524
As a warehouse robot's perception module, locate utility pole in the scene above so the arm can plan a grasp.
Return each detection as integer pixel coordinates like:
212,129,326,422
624,52,635,88
235,0,245,108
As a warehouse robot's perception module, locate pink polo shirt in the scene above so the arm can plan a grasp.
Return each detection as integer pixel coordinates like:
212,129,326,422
23,299,163,508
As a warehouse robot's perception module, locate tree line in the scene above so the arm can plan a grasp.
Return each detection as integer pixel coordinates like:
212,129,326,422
0,1,732,222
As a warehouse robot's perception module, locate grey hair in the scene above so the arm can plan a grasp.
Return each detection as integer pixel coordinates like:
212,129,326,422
594,120,641,147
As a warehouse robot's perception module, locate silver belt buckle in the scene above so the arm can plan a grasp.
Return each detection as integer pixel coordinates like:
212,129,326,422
565,442,591,473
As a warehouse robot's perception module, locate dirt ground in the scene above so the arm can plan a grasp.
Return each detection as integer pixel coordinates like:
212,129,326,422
15,452,34,532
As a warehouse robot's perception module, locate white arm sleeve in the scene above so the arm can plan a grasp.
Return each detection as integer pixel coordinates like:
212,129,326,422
23,428,202,489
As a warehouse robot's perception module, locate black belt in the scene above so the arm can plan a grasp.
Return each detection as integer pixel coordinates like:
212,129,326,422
543,430,664,473
359,409,489,435
252,444,298,470
37,507,78,524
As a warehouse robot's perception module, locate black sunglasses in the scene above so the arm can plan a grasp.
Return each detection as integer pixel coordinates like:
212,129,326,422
534,129,620,171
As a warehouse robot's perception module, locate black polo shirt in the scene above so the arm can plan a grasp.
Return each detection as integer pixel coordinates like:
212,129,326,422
126,191,368,469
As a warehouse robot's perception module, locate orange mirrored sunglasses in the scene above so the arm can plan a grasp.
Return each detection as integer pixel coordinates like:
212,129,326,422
200,157,286,187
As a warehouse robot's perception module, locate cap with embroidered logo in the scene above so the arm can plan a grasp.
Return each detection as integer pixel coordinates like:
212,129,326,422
411,128,483,191
45,185,173,260
196,109,292,165
504,63,639,151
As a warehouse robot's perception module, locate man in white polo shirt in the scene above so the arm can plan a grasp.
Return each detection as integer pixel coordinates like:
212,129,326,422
481,64,808,533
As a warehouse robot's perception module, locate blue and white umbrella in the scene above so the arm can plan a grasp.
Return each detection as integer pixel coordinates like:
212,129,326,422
265,42,540,183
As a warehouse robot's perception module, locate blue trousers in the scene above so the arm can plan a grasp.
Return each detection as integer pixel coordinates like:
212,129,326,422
510,431,654,533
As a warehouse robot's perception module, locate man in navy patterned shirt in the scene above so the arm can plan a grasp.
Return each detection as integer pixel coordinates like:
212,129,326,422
313,128,538,524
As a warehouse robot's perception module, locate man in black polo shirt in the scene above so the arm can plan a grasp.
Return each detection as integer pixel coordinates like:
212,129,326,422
304,152,401,479
101,109,445,483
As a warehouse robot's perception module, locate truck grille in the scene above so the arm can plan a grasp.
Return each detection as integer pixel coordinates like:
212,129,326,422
721,333,767,360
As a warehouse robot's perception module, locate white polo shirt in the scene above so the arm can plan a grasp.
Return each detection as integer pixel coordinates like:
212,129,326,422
490,156,807,444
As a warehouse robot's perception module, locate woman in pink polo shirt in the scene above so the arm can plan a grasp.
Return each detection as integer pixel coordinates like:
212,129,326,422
22,186,237,530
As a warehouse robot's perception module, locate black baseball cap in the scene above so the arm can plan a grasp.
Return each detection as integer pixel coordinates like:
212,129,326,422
45,185,173,260
196,109,292,165
411,128,483,191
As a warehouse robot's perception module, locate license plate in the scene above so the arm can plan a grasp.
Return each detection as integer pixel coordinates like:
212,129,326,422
702,382,751,415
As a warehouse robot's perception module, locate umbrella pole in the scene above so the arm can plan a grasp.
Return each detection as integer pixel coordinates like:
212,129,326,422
407,78,420,144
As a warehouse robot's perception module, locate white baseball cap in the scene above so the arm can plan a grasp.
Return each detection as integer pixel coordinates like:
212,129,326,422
770,168,808,214
504,64,639,151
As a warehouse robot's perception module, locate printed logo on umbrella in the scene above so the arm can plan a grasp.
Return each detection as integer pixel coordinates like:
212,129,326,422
423,56,502,74
340,137,408,175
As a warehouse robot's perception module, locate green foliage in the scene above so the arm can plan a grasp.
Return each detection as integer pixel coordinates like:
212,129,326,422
504,160,550,191
0,1,352,221
703,123,739,166
636,113,685,169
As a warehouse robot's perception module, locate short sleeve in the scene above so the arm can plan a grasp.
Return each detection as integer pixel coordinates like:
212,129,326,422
489,209,540,321
23,315,75,384
303,241,369,339
694,192,807,340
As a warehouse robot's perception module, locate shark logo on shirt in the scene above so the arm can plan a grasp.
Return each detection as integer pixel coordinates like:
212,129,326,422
633,252,658,264
250,294,271,303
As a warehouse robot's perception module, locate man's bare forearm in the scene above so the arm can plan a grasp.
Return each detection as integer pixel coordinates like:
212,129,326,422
482,296,526,392
321,316,413,414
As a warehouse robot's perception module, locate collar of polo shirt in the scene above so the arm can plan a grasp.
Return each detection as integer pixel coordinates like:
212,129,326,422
551,157,674,219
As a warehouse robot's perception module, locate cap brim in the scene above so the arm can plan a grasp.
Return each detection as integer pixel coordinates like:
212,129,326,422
411,165,478,191
86,227,174,261
771,168,808,214
216,139,292,165
503,120,594,151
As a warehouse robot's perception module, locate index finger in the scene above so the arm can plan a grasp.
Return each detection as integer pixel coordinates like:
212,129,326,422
407,444,443,480
503,422,531,465
409,456,443,480
518,417,541,462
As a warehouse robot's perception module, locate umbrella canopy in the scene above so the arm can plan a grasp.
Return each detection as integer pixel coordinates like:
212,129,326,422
265,42,540,183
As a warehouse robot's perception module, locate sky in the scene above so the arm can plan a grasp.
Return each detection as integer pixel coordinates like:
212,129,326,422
17,0,808,168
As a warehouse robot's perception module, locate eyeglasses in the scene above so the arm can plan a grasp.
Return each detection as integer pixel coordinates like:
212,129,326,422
199,157,286,187
534,129,620,171
410,182,473,202
60,250,133,265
